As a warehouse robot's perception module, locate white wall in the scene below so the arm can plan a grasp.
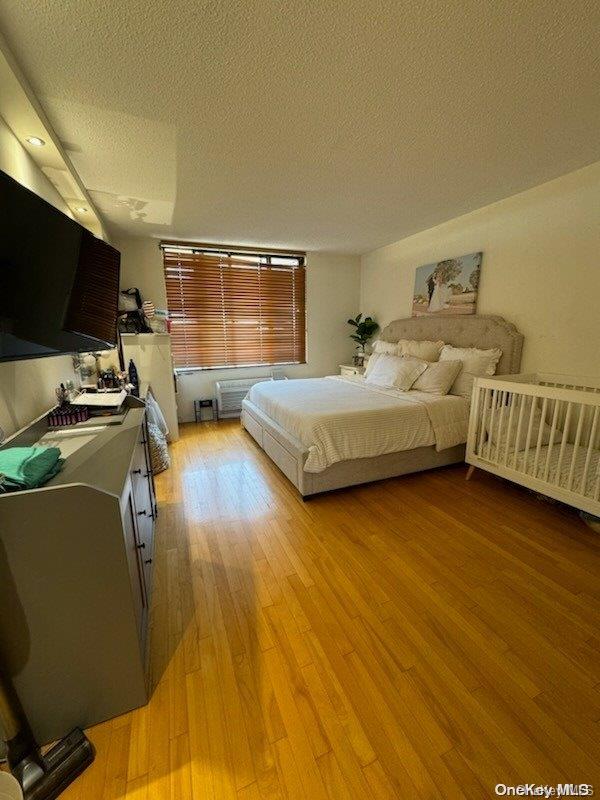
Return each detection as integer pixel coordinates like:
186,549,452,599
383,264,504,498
113,236,361,422
0,115,79,439
361,161,600,376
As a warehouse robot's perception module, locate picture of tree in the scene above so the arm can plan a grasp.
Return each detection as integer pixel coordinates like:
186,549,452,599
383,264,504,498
434,259,462,284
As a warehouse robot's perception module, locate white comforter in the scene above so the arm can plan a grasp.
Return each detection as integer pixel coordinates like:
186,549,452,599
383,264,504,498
246,376,470,472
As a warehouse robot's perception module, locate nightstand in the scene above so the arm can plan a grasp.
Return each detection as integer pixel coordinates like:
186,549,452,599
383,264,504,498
339,364,364,377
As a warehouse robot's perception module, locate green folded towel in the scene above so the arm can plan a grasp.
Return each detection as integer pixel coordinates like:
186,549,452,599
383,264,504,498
0,446,64,492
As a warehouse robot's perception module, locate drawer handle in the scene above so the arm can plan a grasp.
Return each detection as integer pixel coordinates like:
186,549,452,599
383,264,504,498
137,509,147,516
132,468,142,475
144,471,151,478
136,542,146,549
144,558,152,565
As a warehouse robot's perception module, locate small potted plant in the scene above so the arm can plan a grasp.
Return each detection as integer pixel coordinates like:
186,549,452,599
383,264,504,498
347,313,379,366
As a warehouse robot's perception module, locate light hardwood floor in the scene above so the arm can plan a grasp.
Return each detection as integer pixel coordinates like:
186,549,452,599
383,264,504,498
62,420,600,799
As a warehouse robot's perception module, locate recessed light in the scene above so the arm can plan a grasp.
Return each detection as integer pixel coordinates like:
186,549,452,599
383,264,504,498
26,136,45,146
76,207,88,213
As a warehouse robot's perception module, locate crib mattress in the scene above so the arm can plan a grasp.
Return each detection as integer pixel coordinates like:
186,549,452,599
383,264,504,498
487,442,600,498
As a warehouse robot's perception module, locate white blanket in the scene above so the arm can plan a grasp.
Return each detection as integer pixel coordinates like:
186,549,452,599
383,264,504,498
246,376,469,472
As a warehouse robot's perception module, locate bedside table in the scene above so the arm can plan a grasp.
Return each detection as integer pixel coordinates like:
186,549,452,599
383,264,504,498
339,364,364,377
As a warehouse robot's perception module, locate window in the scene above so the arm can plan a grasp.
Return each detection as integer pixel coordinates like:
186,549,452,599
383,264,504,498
162,242,306,369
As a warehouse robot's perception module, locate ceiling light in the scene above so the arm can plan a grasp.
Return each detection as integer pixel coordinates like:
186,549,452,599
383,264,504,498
76,207,88,213
26,136,45,146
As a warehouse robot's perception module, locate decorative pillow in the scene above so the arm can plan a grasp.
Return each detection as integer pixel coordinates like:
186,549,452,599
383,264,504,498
364,352,380,377
372,340,399,355
397,339,444,362
364,340,400,377
412,360,463,395
365,354,427,390
486,402,562,452
439,345,502,399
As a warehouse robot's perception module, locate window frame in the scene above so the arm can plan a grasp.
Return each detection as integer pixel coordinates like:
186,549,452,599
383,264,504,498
161,241,307,372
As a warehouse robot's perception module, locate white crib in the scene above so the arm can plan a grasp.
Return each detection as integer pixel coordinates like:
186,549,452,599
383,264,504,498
466,373,600,516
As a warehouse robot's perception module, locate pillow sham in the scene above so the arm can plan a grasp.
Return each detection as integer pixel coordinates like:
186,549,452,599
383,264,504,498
365,353,427,390
372,340,399,355
411,359,463,395
364,352,380,377
397,339,444,362
439,345,502,399
365,340,400,377
486,403,562,452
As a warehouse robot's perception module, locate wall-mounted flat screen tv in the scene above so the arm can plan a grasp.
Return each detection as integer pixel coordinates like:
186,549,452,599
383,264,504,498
0,169,120,361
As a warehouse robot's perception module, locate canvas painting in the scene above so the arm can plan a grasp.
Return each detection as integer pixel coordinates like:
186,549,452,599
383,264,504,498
412,252,482,317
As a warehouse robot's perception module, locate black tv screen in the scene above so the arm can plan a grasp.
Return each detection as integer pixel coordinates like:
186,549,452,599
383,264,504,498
0,169,120,361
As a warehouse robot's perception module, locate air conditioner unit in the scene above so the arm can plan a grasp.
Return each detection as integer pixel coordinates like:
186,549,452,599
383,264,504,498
215,377,271,418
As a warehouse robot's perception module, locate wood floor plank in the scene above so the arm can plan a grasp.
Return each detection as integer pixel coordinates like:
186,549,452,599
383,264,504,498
169,733,192,800
124,776,148,800
57,420,600,798
263,644,330,798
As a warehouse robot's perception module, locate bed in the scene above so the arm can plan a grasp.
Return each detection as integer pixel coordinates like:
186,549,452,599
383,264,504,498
241,315,524,496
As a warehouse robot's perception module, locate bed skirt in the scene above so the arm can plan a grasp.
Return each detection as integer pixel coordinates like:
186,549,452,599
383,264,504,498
241,397,465,496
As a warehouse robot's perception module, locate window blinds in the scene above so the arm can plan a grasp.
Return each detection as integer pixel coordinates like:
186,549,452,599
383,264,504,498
162,244,306,369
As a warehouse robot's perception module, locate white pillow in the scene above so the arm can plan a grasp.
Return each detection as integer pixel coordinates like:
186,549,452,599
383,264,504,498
365,354,427,390
364,352,380,377
372,340,399,355
397,339,444,362
412,360,463,395
439,345,502,399
486,402,562,451
364,342,399,377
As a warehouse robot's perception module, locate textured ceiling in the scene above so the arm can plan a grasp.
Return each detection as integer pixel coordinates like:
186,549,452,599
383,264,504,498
1,0,599,253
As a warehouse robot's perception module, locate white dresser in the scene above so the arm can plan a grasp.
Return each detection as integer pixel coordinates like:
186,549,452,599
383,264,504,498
339,364,365,377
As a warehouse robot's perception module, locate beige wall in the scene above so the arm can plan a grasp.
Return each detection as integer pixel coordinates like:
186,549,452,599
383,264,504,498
113,236,361,422
0,115,78,439
361,161,600,376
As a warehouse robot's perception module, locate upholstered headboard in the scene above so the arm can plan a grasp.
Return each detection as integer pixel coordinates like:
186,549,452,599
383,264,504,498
379,315,524,375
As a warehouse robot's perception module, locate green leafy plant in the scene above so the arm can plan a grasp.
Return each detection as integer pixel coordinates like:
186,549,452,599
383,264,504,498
347,313,379,353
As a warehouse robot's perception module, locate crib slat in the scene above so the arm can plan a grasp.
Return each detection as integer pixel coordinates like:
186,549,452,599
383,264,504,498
486,389,498,461
496,392,508,463
582,406,600,496
466,382,482,464
512,393,527,469
567,403,585,492
554,402,572,486
503,391,517,467
594,457,600,502
543,400,561,483
477,387,490,456
533,397,548,477
522,396,538,475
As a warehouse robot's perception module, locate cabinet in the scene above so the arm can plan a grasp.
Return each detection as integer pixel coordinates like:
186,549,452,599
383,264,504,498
0,398,156,744
129,421,156,604
339,364,365,377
